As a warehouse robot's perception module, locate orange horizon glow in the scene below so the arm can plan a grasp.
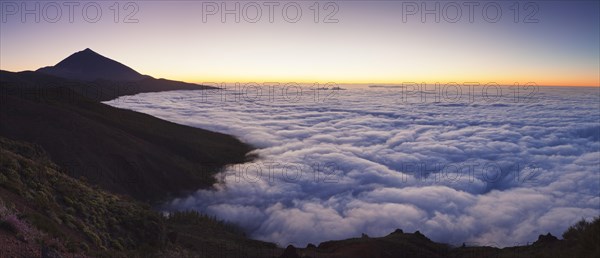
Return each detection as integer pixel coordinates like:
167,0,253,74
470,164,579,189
1,65,597,88
178,75,600,88
185,78,600,88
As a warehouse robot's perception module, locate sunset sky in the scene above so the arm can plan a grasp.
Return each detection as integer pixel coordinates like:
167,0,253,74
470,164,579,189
1,1,599,86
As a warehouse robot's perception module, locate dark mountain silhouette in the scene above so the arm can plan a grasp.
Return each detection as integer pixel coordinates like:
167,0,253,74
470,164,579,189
37,48,147,81
31,48,216,101
0,49,236,201
2,70,214,102
0,70,252,202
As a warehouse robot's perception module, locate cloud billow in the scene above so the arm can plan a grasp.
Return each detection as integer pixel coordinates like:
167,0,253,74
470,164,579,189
106,86,600,247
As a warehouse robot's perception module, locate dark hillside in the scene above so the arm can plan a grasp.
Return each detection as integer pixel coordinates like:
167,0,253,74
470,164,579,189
0,136,275,257
0,71,252,202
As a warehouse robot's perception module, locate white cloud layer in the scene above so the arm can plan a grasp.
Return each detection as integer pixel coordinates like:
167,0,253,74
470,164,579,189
106,86,600,247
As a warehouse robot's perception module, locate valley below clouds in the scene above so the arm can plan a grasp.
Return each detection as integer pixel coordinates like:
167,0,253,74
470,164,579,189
106,86,600,247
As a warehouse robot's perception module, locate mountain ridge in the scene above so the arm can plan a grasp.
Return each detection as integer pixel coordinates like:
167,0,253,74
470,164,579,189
37,48,149,82
1,49,250,201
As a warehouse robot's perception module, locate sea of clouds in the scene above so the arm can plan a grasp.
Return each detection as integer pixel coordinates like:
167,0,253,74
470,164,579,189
106,85,600,247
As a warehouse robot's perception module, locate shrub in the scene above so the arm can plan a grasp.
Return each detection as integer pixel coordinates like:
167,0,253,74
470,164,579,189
563,218,589,241
167,210,245,236
563,217,600,258
26,213,63,238
1,213,35,240
0,218,18,234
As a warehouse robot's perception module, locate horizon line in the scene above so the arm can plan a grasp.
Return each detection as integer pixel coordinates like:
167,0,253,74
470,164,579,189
1,68,598,88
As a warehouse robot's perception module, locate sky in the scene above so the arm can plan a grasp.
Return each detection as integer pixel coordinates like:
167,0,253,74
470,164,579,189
1,1,599,86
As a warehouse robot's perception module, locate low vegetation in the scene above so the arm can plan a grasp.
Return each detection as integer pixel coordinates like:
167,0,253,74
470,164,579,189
563,217,600,258
0,136,273,257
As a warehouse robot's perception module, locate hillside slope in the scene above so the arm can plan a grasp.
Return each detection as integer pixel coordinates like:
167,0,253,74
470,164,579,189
0,136,276,257
0,71,253,202
1,70,214,102
0,136,163,256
